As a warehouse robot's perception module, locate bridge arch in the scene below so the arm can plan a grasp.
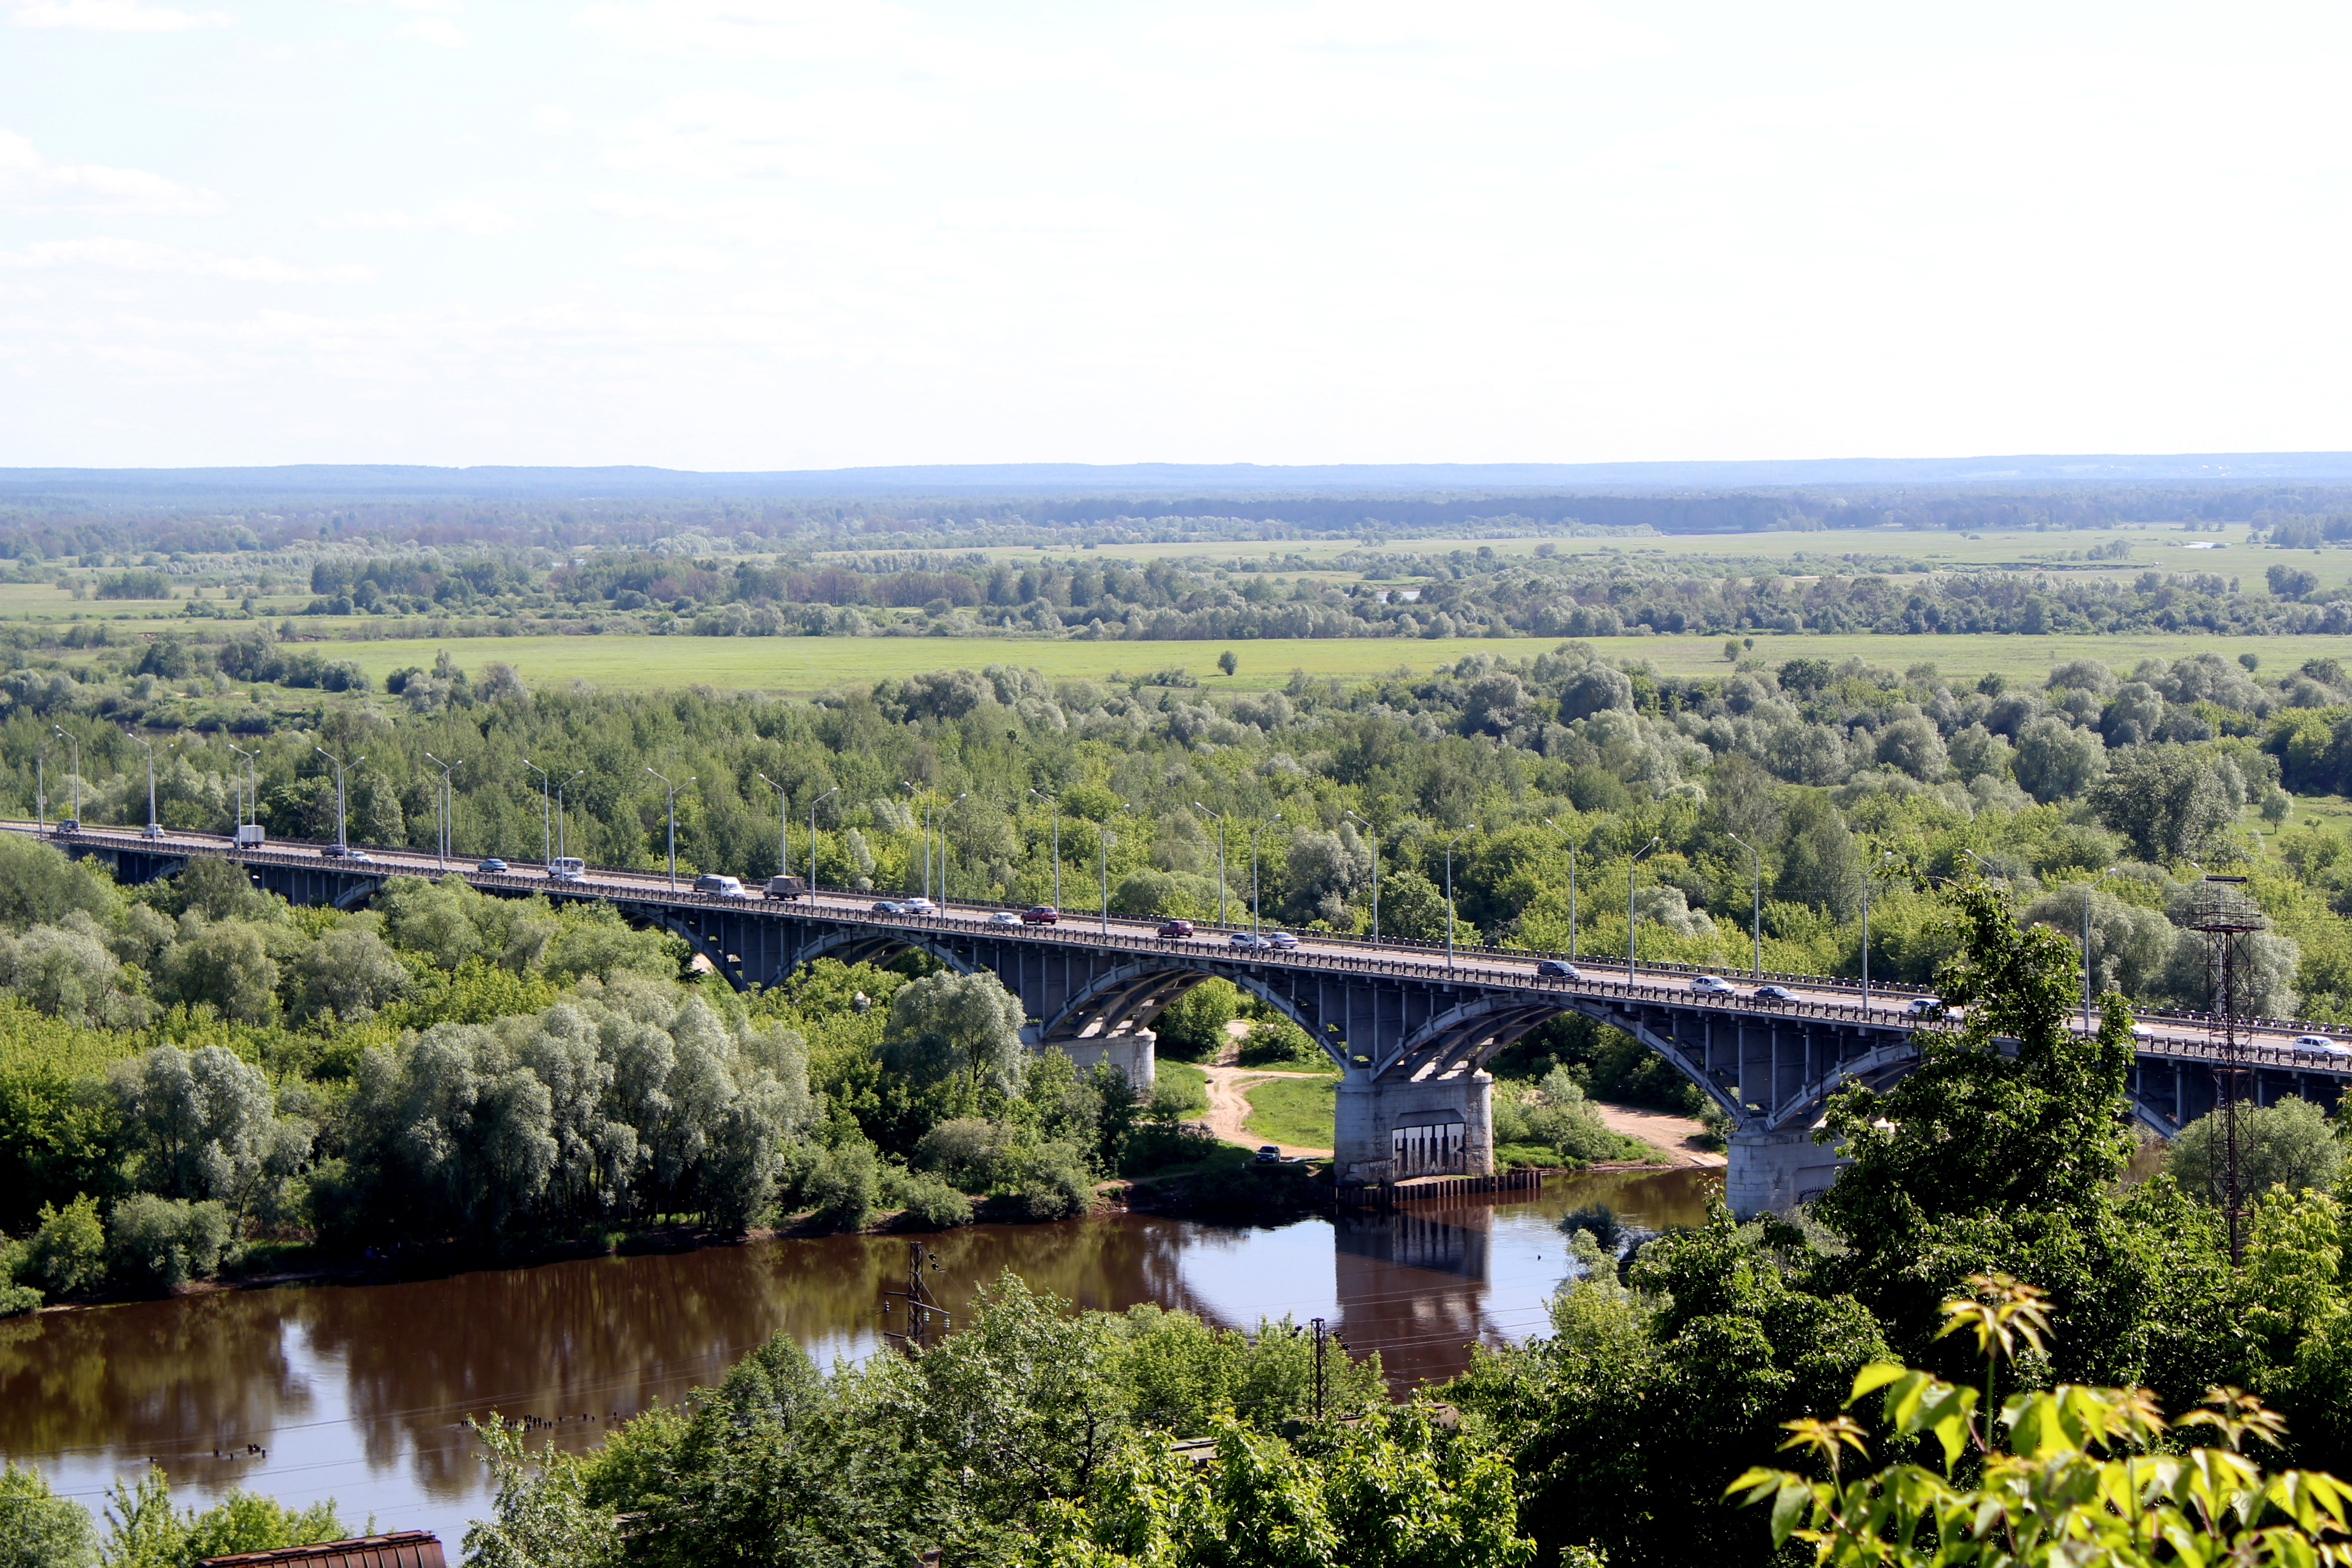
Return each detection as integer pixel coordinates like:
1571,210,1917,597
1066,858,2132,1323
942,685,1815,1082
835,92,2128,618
1029,957,1336,1064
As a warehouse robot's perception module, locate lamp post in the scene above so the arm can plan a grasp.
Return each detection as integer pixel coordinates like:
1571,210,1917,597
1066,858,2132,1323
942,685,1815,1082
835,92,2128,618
1194,802,1228,926
423,752,460,868
1859,850,1896,1010
1544,818,1579,960
523,759,552,864
33,745,44,833
1029,788,1061,909
128,729,167,835
2080,865,2122,1031
1343,808,1380,940
1726,831,1761,979
555,770,584,859
227,743,257,836
1444,825,1476,970
1627,836,1662,980
645,768,691,887
808,784,840,894
314,745,360,852
1099,804,1126,935
52,726,78,823
756,772,789,879
1249,813,1283,934
902,782,929,900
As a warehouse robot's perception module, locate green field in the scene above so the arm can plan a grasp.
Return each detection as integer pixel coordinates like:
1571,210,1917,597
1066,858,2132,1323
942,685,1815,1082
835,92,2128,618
1155,1058,1209,1116
210,626,2352,697
1241,1073,1338,1150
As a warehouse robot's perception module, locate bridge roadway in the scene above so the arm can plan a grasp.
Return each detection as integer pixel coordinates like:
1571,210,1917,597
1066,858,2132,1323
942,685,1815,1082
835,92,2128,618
16,820,2351,1214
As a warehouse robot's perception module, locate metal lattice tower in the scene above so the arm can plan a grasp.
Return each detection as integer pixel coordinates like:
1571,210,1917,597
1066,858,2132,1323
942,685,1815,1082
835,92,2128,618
2187,876,2264,1266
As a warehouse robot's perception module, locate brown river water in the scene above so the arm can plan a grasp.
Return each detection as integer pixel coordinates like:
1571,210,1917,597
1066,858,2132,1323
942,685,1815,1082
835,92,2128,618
0,1168,1718,1547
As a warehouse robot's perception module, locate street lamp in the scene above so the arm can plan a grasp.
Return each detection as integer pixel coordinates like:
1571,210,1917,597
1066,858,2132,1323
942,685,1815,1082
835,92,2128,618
1343,808,1380,940
1627,836,1662,980
1859,850,1897,1009
555,770,585,859
33,744,44,833
52,726,78,823
902,781,930,900
2080,866,2122,1032
808,784,840,894
1544,818,1579,960
314,745,361,852
127,728,170,836
523,759,552,865
423,752,460,868
1029,788,1061,909
756,772,789,879
1194,802,1229,926
1249,813,1283,934
1099,803,1126,935
1444,825,1476,970
645,768,692,888
1726,831,1761,979
227,743,258,837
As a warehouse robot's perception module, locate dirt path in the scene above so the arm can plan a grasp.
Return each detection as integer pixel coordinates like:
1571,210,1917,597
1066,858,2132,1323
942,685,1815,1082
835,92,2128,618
1196,1063,1335,1158
1590,1100,1726,1167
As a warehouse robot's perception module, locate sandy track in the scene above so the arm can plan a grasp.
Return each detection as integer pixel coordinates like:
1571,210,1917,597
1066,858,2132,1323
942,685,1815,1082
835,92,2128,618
1590,1100,1727,1167
1195,1063,1335,1158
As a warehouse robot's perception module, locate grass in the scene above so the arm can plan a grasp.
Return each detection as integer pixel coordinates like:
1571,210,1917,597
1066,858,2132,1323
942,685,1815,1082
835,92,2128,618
1154,1058,1210,1116
1240,1072,1339,1150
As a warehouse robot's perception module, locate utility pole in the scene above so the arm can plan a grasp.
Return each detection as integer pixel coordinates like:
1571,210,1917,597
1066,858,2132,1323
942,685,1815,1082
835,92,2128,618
424,752,460,868
1627,837,1661,980
555,770,584,859
314,746,360,851
1195,802,1228,925
129,729,166,835
1344,808,1380,939
1100,818,1120,935
2190,875,2262,1266
902,782,929,900
1029,788,1061,908
881,1241,949,1351
2081,866,2121,1032
1249,813,1282,934
646,768,692,888
940,793,966,910
33,745,44,833
1860,850,1896,1009
1546,820,1581,962
228,743,258,835
1726,831,1760,979
1312,1317,1328,1420
524,759,552,864
808,784,839,894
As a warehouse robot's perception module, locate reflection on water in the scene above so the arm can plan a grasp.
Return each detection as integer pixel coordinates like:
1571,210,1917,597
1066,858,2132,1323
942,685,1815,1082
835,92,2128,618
0,1167,1720,1546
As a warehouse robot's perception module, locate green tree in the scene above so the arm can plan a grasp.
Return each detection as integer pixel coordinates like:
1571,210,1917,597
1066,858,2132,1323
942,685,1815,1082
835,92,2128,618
1151,979,1237,1061
21,1194,106,1295
2166,1096,2345,1205
2089,745,2239,862
0,1459,95,1568
1217,649,1238,677
1776,790,1862,918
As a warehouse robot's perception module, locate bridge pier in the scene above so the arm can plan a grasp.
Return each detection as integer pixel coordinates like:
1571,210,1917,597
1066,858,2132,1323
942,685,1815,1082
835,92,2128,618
1033,1028,1157,1095
1724,1126,1844,1217
1334,1069,1494,1185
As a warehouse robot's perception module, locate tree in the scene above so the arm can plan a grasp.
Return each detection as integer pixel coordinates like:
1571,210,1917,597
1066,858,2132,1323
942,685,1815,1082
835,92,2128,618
1776,791,1862,918
880,970,1028,1099
1559,664,1634,722
0,836,121,932
1216,649,1238,676
0,1459,95,1568
2011,715,2104,804
2166,1096,2345,1204
156,915,280,1023
285,926,410,1023
112,1044,308,1217
1151,979,1237,1061
2089,746,2238,862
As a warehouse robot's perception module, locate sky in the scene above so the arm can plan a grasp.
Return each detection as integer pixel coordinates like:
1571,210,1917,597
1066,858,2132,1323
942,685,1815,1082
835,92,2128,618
3,0,2350,470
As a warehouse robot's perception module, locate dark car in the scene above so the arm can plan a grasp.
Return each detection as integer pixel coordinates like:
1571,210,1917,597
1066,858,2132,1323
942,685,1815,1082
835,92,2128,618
476,858,509,873
1534,959,1582,980
51,818,78,836
1156,919,1195,939
1254,1145,1282,1165
871,900,907,915
1754,984,1798,1002
1020,906,1060,925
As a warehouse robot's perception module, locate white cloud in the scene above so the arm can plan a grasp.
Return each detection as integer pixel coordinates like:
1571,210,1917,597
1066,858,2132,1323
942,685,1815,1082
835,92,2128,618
319,200,518,235
621,244,730,272
0,238,370,281
573,0,927,62
531,105,576,132
0,128,225,216
7,0,232,29
606,87,943,183
393,14,467,45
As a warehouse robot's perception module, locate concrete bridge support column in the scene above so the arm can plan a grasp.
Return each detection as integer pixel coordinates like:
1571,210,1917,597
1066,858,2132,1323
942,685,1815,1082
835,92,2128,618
1725,1127,1844,1217
1333,1070,1494,1185
1033,1029,1156,1095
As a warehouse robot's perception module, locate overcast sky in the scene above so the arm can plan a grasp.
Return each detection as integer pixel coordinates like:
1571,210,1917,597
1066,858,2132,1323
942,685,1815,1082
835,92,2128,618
2,0,2347,470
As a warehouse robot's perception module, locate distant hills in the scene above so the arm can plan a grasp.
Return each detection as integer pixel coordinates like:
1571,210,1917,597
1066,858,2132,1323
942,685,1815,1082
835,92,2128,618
7,453,2352,505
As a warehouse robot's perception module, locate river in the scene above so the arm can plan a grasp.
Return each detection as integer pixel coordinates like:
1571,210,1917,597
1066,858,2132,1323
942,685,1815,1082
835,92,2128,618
0,1167,1717,1548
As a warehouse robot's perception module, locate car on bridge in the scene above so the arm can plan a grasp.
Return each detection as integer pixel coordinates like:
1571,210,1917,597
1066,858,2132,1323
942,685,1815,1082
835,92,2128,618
1905,996,1942,1016
1020,906,1060,924
986,910,1021,926
2293,1035,2352,1060
1156,919,1195,939
872,900,908,915
50,819,77,836
1534,959,1582,980
1263,931,1299,949
1229,931,1269,950
547,857,587,883
694,873,747,897
1690,974,1738,995
1753,984,1798,1002
764,875,808,899
902,897,938,915
476,858,508,873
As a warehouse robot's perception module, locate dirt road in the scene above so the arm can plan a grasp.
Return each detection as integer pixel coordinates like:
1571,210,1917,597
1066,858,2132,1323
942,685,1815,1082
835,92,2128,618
1590,1100,1726,1167
1196,1063,1335,1158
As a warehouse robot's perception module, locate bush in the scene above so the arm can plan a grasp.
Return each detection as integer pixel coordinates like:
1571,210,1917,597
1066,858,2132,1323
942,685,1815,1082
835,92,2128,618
803,1140,881,1233
107,1194,234,1293
1152,980,1237,1061
2167,1095,2344,1203
883,1165,974,1230
1006,1141,1096,1220
21,1195,105,1295
1236,1015,1328,1069
0,1459,95,1568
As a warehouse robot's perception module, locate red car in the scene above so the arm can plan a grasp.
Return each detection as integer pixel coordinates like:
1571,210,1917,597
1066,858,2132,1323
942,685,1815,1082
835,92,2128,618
1156,919,1196,939
1019,906,1060,925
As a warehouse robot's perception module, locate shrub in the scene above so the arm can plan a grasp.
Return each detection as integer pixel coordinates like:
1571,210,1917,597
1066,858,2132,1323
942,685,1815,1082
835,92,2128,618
1152,980,1237,1061
1237,1015,1328,1069
108,1194,234,1293
883,1165,974,1230
803,1140,881,1233
21,1194,106,1295
1006,1142,1096,1220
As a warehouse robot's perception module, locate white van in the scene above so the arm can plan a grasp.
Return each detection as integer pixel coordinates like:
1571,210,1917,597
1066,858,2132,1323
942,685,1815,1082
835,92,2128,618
547,857,587,883
694,873,746,897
